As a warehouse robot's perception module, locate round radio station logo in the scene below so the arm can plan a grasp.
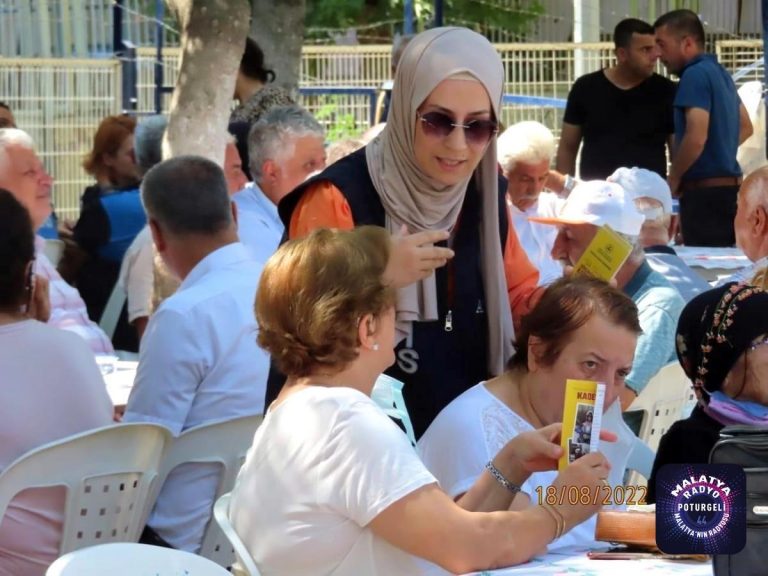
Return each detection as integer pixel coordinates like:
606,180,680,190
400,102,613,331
656,463,746,554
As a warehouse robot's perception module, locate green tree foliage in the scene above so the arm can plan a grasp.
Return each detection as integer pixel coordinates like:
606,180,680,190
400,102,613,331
305,0,544,42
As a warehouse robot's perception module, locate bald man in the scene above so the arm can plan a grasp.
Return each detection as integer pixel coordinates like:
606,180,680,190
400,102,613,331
727,166,768,286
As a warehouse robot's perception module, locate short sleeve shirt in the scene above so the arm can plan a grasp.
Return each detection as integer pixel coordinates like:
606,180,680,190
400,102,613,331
624,263,685,393
674,54,742,180
124,242,269,551
564,70,675,179
230,386,440,576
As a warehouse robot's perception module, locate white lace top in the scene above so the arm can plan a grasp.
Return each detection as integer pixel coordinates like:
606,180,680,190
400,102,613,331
418,382,635,551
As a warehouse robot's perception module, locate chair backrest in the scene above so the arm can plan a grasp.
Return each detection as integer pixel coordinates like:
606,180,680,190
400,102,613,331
98,280,127,340
213,492,261,576
46,542,231,575
627,362,694,452
371,373,416,446
152,414,263,568
624,436,656,489
0,423,171,555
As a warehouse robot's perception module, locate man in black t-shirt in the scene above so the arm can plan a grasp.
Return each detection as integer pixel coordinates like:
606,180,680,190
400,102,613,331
556,18,675,180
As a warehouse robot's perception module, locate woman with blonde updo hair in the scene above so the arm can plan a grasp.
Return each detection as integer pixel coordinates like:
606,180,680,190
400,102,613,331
230,226,612,576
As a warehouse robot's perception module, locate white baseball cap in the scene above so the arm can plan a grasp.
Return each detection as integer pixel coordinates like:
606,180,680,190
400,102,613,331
608,166,673,215
528,180,645,236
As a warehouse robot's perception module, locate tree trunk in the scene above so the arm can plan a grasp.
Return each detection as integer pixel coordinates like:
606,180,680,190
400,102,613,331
154,0,250,308
250,0,306,94
163,0,251,164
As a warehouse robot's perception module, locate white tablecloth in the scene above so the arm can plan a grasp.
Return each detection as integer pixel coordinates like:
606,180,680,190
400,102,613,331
467,547,712,576
675,246,749,271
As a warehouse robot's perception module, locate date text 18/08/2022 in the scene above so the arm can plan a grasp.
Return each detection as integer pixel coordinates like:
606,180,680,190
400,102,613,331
535,485,647,507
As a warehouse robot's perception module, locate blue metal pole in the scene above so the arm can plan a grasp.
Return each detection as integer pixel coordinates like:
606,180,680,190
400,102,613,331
154,0,165,114
404,0,414,34
113,0,124,53
434,0,443,27
763,0,768,161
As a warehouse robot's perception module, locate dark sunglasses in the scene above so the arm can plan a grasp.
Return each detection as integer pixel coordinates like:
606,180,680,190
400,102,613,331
417,111,498,147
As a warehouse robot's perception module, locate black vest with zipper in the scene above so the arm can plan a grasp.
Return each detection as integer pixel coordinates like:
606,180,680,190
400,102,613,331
273,148,509,439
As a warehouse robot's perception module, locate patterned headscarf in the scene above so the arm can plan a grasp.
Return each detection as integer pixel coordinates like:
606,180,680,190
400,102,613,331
675,282,768,395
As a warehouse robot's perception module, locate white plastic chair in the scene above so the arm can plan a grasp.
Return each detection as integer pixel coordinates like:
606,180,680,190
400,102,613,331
625,436,656,489
46,542,231,575
371,373,417,446
0,423,172,555
151,414,263,569
213,492,261,576
98,280,127,340
627,362,694,452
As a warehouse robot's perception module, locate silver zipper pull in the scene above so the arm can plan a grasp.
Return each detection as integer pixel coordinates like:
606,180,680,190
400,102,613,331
444,309,453,332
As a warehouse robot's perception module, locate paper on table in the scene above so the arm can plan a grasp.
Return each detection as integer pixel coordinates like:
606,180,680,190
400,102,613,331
675,246,749,270
103,361,137,407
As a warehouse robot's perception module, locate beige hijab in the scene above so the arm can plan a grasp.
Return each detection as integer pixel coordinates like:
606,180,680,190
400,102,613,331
365,27,514,375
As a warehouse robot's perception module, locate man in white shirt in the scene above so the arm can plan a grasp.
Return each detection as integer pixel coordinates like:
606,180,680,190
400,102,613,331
123,155,268,552
0,128,114,354
728,165,768,286
497,121,565,286
233,105,326,265
117,115,167,339
119,120,249,340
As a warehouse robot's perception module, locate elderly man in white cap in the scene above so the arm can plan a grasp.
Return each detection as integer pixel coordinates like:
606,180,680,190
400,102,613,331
609,167,709,302
531,180,685,408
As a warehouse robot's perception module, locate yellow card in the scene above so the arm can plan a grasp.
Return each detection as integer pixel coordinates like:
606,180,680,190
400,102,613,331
558,379,606,471
572,225,632,282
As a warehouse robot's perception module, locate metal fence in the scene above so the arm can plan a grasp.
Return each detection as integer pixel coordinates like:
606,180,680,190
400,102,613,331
0,57,121,219
1,39,763,219
716,40,765,84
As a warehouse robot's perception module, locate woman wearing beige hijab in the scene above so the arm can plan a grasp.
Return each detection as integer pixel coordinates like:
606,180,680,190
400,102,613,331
274,27,542,438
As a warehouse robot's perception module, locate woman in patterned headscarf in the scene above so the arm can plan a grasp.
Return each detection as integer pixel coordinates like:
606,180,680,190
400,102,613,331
230,37,294,125
647,281,768,502
272,27,542,439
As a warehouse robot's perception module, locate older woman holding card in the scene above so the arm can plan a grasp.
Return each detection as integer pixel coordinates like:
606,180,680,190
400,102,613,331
230,227,612,576
419,276,642,550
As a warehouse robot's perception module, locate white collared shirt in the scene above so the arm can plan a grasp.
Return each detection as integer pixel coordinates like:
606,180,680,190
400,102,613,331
123,242,268,552
509,192,565,286
233,182,284,266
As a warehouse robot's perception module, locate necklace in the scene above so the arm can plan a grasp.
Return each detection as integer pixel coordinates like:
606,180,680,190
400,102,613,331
514,374,547,429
